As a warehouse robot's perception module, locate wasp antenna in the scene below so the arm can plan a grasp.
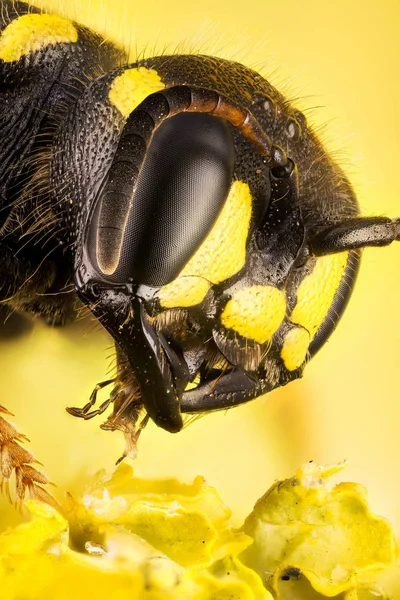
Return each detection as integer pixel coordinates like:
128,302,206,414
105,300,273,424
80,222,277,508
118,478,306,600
310,216,400,256
139,85,272,156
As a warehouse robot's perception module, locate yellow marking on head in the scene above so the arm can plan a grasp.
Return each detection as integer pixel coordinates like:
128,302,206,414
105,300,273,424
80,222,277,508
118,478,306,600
221,285,286,344
290,252,348,338
158,181,252,309
158,277,210,309
0,14,78,62
181,180,252,284
108,67,165,118
281,327,310,371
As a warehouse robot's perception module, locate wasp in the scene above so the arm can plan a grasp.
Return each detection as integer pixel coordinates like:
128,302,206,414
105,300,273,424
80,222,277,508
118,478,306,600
0,0,399,499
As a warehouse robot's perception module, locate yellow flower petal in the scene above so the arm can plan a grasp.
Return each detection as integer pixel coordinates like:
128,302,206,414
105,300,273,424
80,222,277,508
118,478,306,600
343,585,392,600
0,465,259,599
0,462,397,599
240,461,397,597
116,502,218,566
0,499,66,556
85,464,251,566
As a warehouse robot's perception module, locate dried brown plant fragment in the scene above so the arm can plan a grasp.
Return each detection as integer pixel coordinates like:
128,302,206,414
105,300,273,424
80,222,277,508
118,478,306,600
0,406,62,513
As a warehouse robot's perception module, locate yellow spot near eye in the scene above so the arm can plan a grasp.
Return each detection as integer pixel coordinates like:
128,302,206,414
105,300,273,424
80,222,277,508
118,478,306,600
221,286,286,344
158,277,210,308
158,181,252,309
181,180,252,283
0,14,78,62
290,252,348,338
281,327,310,371
108,67,165,118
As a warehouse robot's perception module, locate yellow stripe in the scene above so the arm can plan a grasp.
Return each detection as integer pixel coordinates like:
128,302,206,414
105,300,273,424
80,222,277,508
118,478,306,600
0,14,78,62
158,277,211,309
108,67,165,118
281,327,310,371
180,180,252,284
290,252,349,338
221,285,287,344
159,181,252,309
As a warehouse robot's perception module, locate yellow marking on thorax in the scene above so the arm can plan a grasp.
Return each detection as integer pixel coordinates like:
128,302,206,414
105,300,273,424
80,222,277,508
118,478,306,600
281,327,310,371
290,252,348,338
0,14,78,62
108,67,165,118
158,181,252,309
221,285,286,344
158,277,211,309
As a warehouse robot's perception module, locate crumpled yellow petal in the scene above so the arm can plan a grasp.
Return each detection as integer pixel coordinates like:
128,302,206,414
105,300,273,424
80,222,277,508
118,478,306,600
84,463,252,566
0,466,264,600
343,584,392,599
0,499,66,555
373,559,400,599
0,462,398,599
88,463,232,528
240,461,397,597
269,566,329,600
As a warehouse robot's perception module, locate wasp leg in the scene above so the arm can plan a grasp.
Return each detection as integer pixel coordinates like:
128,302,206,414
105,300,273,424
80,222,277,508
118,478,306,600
310,216,400,255
66,379,115,418
180,367,276,413
115,414,150,466
81,398,113,420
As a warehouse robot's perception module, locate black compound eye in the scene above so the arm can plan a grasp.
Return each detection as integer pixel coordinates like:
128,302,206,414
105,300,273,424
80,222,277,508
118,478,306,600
91,112,234,287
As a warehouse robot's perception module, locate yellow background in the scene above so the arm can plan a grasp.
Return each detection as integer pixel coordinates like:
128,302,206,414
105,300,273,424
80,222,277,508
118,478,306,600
1,0,399,531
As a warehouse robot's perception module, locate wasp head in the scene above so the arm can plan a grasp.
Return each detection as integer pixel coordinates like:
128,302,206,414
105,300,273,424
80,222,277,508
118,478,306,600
52,60,356,436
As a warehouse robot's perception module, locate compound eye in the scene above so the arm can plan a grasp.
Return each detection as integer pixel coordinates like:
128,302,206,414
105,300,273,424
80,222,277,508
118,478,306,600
92,112,235,286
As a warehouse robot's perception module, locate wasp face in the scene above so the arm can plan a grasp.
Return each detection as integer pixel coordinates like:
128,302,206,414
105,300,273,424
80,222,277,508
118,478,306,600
57,75,308,433
79,110,243,432
71,106,279,432
51,57,399,441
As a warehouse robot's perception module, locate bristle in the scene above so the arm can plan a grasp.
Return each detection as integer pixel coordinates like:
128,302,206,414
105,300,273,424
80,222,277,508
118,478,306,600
0,410,61,512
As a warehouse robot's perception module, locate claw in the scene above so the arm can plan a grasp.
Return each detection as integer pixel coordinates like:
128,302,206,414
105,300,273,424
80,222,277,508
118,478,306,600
65,406,85,417
66,379,116,420
82,399,112,420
